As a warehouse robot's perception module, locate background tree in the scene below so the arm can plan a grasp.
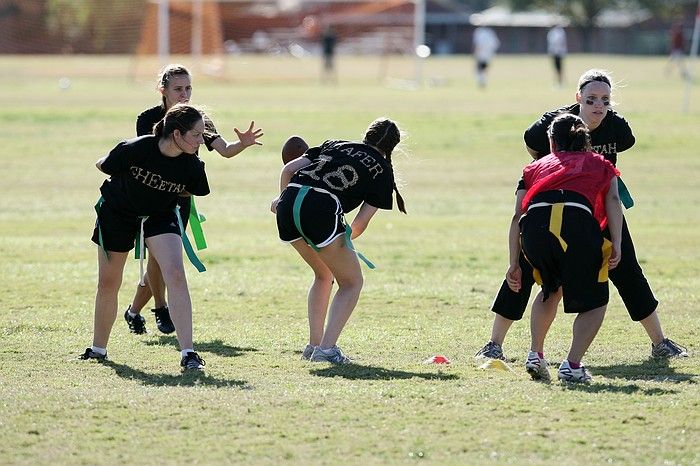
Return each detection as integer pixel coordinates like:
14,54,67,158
45,0,146,53
503,0,698,51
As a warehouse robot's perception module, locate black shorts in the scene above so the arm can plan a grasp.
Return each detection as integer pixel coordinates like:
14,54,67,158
276,184,346,248
177,196,191,229
91,202,181,253
519,198,610,314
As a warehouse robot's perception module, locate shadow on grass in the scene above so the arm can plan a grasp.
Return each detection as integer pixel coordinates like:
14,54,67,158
594,358,696,384
558,358,696,395
102,360,249,388
310,364,459,381
142,336,259,358
559,381,678,395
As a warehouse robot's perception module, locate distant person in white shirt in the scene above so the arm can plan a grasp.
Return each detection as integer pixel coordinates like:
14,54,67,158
547,25,567,87
473,26,500,88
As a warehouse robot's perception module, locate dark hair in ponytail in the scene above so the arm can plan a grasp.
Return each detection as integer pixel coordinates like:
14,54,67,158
157,63,191,107
363,117,407,214
153,103,203,138
547,113,592,152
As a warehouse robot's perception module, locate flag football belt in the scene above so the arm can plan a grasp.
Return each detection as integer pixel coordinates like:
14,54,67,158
524,201,613,283
94,197,206,286
617,177,634,209
289,184,375,269
526,201,592,253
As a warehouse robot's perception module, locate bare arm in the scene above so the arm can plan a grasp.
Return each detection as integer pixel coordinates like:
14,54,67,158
350,203,379,239
211,121,263,159
270,156,313,213
605,177,623,269
506,189,527,292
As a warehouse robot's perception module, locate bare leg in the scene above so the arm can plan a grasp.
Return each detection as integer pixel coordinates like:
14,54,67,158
291,240,334,346
129,256,167,314
530,288,562,353
146,234,192,350
316,237,363,349
567,305,606,364
490,314,515,346
93,248,128,348
639,311,664,345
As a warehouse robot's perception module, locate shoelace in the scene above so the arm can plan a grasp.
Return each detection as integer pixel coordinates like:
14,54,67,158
185,353,206,367
664,339,687,353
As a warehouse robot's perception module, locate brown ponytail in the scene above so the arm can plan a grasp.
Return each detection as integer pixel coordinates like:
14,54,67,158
363,118,407,214
547,113,592,152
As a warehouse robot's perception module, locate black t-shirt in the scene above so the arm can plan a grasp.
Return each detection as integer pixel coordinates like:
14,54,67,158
99,135,210,216
291,140,394,213
136,104,221,151
523,103,635,166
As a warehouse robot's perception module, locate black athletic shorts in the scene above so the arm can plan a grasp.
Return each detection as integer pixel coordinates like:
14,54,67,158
520,197,610,314
177,196,191,229
91,201,181,253
276,184,346,248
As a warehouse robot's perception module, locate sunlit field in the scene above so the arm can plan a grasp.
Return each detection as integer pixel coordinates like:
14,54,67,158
1,53,698,465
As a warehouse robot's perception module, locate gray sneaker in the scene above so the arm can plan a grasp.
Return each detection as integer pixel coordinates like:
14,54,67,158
525,351,551,382
310,345,352,364
301,344,315,360
651,338,688,358
475,341,506,361
558,360,592,383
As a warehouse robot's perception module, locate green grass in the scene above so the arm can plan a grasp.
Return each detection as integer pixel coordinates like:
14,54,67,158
1,54,698,465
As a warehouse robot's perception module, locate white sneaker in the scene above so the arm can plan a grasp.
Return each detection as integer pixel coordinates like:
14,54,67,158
310,345,352,364
558,360,592,383
301,344,315,360
525,351,551,381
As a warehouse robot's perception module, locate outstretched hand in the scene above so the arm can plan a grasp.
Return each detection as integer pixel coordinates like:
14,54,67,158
234,121,263,147
506,264,522,292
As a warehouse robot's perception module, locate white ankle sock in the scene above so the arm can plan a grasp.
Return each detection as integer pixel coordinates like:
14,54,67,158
127,310,138,318
91,346,107,355
181,349,194,358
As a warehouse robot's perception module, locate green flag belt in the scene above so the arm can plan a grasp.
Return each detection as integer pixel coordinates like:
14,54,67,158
291,185,375,269
94,197,206,282
617,177,634,209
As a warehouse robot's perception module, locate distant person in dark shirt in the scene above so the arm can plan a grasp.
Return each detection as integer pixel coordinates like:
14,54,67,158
321,25,337,84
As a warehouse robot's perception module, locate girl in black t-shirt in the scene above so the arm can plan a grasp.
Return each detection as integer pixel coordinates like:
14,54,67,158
80,104,211,371
476,69,687,362
271,118,407,364
124,64,263,337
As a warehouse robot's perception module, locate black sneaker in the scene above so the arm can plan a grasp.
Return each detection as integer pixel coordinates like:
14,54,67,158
78,348,107,361
180,351,206,371
152,306,175,334
124,306,147,334
651,338,689,358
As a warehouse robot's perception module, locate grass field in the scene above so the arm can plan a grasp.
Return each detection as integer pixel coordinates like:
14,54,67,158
1,53,699,465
